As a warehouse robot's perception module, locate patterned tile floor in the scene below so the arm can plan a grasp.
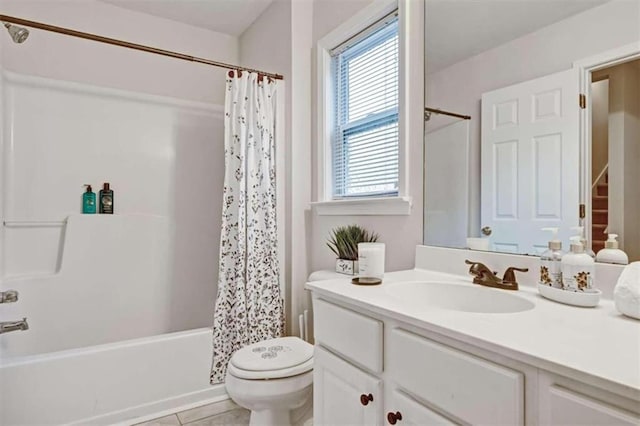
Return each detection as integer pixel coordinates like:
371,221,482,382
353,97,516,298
134,399,250,426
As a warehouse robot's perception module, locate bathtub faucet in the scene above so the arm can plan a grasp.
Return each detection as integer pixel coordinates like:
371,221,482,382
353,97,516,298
0,318,29,334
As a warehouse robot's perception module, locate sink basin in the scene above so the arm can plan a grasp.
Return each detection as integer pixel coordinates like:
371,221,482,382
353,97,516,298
386,281,535,313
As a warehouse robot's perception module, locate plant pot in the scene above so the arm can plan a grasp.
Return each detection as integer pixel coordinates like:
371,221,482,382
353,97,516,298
335,258,358,275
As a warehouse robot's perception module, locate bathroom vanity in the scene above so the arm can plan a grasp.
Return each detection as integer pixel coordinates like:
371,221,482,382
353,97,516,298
306,247,640,425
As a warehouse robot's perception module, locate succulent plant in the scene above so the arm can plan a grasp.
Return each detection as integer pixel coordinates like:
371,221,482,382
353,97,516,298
327,225,379,261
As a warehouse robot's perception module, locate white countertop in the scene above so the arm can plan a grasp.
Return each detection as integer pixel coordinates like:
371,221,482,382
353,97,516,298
305,267,640,400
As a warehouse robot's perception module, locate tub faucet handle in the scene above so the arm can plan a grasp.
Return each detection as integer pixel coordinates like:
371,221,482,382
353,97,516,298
0,318,29,334
0,290,18,304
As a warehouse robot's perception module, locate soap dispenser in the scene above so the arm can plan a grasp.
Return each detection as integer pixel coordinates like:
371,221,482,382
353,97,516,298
561,236,595,292
571,226,595,258
82,184,96,214
539,227,564,288
595,234,629,265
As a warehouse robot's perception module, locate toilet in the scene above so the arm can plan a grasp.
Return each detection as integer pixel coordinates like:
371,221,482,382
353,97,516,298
225,336,313,426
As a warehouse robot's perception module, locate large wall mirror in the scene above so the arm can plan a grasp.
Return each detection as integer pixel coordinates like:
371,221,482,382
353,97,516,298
423,0,640,261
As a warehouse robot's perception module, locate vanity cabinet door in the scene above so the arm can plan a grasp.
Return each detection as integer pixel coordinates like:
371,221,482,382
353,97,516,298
385,390,457,425
540,385,640,425
314,346,383,426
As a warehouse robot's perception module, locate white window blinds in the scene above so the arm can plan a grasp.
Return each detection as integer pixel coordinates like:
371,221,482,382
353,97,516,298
331,12,399,199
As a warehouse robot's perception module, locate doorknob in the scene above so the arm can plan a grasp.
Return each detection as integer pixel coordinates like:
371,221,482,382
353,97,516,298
481,226,492,236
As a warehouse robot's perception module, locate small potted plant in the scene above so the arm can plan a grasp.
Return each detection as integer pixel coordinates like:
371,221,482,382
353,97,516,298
327,225,379,275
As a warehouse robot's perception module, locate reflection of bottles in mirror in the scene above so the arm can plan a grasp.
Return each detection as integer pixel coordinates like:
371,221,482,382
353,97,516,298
572,226,595,258
595,234,629,265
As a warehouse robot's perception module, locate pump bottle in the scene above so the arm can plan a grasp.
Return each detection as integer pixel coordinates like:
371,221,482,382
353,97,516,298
539,227,564,288
561,236,595,292
82,184,96,214
595,234,629,265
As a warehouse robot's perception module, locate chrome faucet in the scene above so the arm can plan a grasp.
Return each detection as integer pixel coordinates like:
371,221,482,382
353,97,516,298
0,318,29,334
0,290,19,304
465,260,528,291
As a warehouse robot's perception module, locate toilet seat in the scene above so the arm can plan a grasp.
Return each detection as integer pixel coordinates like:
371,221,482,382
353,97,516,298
228,336,313,380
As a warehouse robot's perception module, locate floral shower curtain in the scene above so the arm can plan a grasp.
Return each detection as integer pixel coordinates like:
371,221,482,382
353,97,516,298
210,71,283,384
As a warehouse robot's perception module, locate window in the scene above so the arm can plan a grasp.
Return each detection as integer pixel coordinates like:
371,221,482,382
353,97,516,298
331,12,399,199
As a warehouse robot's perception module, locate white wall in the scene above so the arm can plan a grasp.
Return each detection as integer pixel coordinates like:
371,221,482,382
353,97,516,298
0,0,238,103
0,0,237,354
309,0,425,274
425,0,640,242
591,79,609,181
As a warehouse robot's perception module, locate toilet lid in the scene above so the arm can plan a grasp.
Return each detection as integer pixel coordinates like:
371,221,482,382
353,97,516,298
230,336,313,373
227,357,313,380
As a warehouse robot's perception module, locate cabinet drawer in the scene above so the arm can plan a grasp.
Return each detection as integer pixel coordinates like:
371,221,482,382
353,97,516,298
387,329,524,425
388,390,456,425
545,385,640,425
313,298,383,373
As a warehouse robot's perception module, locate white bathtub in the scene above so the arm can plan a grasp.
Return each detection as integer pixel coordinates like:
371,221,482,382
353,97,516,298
0,327,226,425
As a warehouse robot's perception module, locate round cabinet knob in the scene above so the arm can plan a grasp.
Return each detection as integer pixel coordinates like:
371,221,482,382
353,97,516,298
360,393,373,406
482,226,492,236
387,411,403,424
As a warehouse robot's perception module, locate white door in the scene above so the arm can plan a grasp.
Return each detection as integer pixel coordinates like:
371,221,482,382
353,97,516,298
481,68,580,255
314,346,383,426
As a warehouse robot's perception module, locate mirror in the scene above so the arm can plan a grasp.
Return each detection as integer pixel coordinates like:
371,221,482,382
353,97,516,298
423,0,640,261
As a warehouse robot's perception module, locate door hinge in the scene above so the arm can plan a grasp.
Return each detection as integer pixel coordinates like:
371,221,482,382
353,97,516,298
579,203,586,219
579,94,586,109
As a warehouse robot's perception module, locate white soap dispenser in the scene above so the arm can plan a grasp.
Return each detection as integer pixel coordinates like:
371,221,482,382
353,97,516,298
571,226,596,258
539,227,564,288
596,234,629,265
561,236,595,292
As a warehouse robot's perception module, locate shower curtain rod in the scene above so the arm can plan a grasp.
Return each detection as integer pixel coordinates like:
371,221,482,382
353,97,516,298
424,107,471,121
0,14,284,80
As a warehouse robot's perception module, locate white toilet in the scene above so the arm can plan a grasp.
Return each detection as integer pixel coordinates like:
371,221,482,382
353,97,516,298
225,336,313,426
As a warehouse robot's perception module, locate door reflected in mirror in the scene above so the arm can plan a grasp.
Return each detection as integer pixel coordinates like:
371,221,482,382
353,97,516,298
423,0,640,261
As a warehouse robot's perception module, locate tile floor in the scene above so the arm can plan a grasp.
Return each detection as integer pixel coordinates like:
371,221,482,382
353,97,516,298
134,399,250,426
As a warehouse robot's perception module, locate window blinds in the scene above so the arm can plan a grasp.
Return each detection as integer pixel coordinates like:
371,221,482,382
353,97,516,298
331,13,399,198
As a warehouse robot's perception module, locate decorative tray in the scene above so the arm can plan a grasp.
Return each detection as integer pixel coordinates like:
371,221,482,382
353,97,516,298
537,283,601,307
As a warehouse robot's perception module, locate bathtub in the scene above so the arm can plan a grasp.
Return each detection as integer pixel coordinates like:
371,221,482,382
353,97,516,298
0,327,226,425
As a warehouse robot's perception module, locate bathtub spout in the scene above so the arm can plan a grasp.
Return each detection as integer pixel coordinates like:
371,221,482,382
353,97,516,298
0,318,29,334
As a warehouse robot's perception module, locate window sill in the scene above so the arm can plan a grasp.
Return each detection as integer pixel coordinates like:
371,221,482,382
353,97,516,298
311,196,412,216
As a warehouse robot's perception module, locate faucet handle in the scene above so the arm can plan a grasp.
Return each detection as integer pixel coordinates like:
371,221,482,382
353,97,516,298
465,260,497,279
502,267,529,284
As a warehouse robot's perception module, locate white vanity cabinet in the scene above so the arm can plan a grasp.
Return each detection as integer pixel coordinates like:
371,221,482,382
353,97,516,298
311,295,640,426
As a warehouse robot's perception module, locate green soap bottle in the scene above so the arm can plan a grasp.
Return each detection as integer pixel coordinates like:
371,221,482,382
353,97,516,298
82,184,96,214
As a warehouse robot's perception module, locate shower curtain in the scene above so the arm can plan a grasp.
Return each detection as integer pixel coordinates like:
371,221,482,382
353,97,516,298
210,71,283,384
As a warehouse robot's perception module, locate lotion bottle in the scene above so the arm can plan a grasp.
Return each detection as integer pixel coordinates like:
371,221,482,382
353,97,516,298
595,234,629,265
539,227,564,288
561,236,595,292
